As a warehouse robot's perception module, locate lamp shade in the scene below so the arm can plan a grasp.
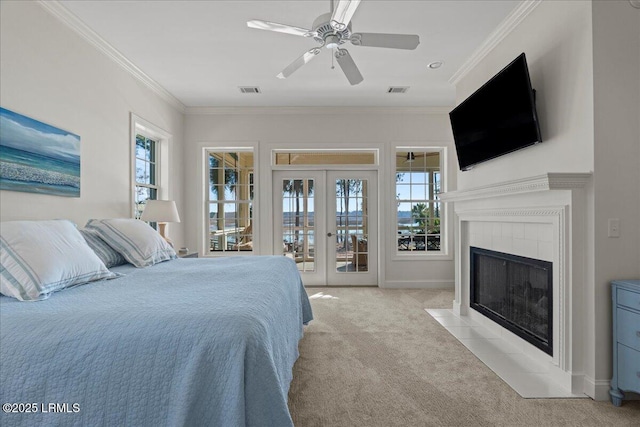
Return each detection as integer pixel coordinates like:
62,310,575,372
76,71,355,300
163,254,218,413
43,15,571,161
140,200,180,223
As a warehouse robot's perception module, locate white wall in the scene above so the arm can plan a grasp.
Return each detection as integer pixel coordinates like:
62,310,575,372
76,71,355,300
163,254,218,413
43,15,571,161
0,1,186,246
455,1,595,189
591,0,640,390
0,1,458,289
452,0,640,399
185,110,456,287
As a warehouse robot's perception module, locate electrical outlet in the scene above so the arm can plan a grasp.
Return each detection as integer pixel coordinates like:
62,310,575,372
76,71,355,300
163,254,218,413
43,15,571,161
608,218,620,238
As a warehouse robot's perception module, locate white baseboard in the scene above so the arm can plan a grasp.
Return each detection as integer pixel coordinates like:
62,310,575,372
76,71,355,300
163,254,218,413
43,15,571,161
453,301,462,316
382,280,454,289
570,373,586,396
583,376,612,401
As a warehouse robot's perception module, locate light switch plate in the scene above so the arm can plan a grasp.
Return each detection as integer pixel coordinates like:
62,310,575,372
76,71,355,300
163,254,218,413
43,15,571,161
608,218,620,238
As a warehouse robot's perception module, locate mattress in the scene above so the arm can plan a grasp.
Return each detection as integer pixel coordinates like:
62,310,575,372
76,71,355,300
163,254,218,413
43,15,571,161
0,256,312,427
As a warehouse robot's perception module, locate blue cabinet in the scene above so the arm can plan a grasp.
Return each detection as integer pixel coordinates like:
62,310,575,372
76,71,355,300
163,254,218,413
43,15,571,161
610,280,640,406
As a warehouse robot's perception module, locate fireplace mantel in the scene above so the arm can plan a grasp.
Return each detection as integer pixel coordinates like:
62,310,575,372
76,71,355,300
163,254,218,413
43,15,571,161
440,172,592,202
443,172,593,397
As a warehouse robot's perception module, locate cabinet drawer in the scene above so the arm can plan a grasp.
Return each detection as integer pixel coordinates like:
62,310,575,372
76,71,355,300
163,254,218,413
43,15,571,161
616,309,640,352
617,344,640,393
617,288,640,312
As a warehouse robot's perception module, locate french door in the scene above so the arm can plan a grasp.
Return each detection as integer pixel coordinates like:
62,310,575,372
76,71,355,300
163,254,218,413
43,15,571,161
273,170,378,286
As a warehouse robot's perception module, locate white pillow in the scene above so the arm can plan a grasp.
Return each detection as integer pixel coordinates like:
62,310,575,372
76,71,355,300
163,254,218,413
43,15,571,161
85,219,176,268
0,220,116,301
80,228,127,268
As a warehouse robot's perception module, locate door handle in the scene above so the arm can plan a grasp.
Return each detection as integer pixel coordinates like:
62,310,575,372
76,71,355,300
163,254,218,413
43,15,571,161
327,232,334,237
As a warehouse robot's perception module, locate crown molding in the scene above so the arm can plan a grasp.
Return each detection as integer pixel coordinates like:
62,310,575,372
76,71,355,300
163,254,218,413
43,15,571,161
440,172,592,202
184,106,452,116
448,0,542,86
38,1,186,113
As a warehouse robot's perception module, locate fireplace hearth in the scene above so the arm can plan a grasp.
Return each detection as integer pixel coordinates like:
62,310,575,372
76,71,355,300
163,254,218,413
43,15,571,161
470,247,553,355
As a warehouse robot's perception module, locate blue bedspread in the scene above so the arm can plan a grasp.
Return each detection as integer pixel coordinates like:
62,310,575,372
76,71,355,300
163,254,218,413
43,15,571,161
0,256,312,427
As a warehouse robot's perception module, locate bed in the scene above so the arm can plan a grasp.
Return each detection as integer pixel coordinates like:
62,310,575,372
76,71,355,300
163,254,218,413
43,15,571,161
0,255,312,427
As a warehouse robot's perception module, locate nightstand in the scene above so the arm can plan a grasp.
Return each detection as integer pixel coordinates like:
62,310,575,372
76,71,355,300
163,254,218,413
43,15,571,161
610,280,640,406
178,252,198,258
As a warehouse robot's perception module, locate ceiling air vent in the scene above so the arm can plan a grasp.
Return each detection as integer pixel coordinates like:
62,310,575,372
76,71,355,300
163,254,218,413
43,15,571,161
387,86,409,94
239,86,261,94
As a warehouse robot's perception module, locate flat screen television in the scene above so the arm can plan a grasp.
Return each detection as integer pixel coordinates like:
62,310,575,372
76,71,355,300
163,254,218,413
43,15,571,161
449,53,542,171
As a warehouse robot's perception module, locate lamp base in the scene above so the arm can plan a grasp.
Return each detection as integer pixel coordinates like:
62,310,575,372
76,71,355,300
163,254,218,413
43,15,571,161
157,222,174,247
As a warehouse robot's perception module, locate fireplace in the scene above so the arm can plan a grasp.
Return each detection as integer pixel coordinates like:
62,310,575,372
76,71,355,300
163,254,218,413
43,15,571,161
442,174,594,397
470,247,553,356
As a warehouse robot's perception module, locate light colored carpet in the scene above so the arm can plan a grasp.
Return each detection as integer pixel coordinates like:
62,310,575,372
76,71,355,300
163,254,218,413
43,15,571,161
288,287,640,426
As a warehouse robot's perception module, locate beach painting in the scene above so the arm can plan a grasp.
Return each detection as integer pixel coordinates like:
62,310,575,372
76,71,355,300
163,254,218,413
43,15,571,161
0,107,80,197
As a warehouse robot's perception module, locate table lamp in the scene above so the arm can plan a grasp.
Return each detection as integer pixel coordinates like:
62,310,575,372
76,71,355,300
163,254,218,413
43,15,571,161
140,200,180,246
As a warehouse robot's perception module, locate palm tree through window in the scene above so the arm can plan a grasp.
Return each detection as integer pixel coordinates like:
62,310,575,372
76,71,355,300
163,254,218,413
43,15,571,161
207,151,254,253
396,150,441,252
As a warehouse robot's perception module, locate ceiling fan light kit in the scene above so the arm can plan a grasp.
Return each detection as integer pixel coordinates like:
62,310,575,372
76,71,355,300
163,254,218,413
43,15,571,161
325,34,342,49
247,0,420,85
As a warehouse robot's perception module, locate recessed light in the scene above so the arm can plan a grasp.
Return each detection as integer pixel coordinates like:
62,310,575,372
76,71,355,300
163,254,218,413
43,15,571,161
428,61,443,70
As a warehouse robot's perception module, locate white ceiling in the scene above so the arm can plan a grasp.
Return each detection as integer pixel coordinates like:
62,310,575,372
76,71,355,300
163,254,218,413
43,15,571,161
59,0,520,108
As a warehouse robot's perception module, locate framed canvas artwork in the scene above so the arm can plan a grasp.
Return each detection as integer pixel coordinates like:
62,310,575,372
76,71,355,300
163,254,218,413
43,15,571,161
0,107,80,197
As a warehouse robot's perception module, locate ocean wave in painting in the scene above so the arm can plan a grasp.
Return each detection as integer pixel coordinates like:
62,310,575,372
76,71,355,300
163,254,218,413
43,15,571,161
0,107,81,197
0,161,80,188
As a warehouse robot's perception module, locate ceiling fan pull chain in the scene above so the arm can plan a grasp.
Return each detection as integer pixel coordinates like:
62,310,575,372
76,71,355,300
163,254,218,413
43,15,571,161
331,51,335,70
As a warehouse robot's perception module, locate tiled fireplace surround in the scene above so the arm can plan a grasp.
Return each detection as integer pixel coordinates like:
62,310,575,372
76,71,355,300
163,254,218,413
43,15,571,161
440,173,592,397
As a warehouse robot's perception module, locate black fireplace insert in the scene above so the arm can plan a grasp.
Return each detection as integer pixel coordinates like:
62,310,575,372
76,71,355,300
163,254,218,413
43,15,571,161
470,246,553,356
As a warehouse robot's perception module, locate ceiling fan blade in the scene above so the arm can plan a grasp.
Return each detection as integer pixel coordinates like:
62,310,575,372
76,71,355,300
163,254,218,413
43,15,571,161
247,20,316,38
277,48,321,79
351,33,420,50
335,49,363,86
330,0,361,31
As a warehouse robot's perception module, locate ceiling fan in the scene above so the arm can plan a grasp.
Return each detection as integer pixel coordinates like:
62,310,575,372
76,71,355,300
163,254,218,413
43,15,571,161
397,152,439,163
247,0,420,85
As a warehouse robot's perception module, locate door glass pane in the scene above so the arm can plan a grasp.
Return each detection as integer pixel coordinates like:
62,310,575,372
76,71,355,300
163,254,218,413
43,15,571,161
336,179,368,273
282,179,315,272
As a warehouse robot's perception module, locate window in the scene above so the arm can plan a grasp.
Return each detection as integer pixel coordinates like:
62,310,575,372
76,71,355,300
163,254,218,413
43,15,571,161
396,149,442,252
134,134,158,219
206,150,254,253
130,114,171,222
274,151,376,165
